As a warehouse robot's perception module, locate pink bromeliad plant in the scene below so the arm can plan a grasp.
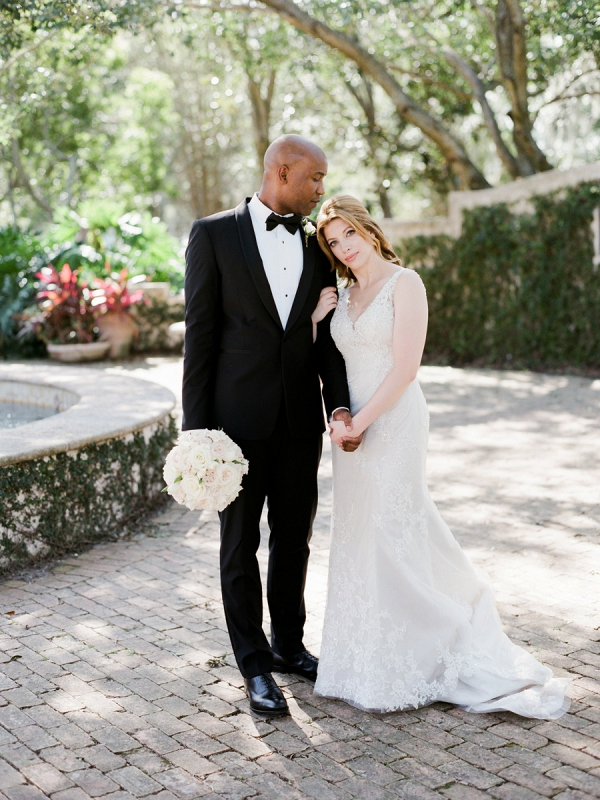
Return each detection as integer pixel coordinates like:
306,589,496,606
24,263,99,344
90,268,145,314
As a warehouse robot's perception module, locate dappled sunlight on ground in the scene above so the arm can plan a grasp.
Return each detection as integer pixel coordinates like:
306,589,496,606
1,358,599,799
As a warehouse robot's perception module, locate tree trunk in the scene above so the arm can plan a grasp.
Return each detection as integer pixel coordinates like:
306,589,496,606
495,0,552,174
247,69,276,176
377,184,393,218
10,137,52,215
258,0,490,190
345,73,396,216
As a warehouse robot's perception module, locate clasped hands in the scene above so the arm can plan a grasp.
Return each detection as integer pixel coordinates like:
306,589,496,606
329,409,364,452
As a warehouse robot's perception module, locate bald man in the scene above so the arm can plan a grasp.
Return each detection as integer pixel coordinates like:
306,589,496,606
183,135,351,715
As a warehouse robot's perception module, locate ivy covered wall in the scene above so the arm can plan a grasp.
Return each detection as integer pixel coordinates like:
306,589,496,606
401,183,600,370
0,415,177,574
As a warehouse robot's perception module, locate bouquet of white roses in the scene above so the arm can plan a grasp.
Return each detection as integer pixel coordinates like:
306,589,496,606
163,429,249,512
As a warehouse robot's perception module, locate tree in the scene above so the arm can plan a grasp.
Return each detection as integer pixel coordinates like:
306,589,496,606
184,0,599,190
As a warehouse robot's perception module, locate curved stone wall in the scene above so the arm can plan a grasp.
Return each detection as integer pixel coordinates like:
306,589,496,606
0,364,177,573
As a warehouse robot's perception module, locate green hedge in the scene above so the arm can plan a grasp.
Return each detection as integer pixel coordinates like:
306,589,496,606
402,182,600,370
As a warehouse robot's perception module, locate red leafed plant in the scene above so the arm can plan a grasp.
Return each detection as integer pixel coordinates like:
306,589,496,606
90,268,145,314
23,263,99,344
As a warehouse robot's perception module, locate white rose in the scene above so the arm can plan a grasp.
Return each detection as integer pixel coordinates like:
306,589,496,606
180,474,208,509
177,438,194,456
178,429,208,453
210,439,229,460
168,446,183,470
223,481,242,502
221,467,245,503
188,429,209,443
224,441,244,462
215,463,238,486
232,463,247,483
213,492,232,512
163,458,180,485
188,443,213,474
202,468,217,485
169,481,186,505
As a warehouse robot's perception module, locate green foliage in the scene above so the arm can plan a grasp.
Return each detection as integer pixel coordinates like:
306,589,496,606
0,227,42,276
0,0,161,55
0,227,45,357
1,0,598,225
403,183,600,370
44,203,184,288
0,273,45,359
0,415,177,574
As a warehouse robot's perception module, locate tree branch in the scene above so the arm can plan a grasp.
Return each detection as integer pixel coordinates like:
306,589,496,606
540,69,600,104
0,30,59,78
182,2,270,12
388,64,474,102
254,0,489,189
441,47,521,179
10,138,52,215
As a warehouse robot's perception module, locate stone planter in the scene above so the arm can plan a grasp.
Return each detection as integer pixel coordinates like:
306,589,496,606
129,281,171,302
47,341,110,363
97,311,138,359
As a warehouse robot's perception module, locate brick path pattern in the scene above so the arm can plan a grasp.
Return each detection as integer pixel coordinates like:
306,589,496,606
1,361,599,800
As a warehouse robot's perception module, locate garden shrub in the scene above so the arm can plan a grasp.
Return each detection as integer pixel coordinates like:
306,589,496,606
45,203,185,288
0,227,46,358
402,182,600,370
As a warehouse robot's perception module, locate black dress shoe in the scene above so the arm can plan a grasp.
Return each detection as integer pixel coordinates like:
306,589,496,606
244,673,289,716
272,649,319,682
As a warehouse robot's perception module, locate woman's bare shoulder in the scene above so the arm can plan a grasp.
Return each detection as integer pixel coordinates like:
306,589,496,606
395,267,425,295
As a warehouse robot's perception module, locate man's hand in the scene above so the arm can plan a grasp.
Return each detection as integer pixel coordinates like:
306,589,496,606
331,409,364,453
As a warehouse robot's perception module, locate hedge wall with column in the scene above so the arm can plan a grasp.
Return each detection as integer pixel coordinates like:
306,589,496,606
401,182,600,371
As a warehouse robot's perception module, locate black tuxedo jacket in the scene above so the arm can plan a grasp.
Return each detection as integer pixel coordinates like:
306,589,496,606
182,198,350,440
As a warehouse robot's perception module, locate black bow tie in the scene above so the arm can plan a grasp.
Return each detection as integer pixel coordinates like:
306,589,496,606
265,212,303,235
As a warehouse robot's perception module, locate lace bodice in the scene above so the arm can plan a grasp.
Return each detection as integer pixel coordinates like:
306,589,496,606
331,270,403,411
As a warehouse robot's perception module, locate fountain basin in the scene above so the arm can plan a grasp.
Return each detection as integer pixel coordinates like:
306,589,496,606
0,363,177,572
0,379,77,430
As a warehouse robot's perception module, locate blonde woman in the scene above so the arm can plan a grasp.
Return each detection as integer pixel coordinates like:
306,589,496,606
310,194,569,718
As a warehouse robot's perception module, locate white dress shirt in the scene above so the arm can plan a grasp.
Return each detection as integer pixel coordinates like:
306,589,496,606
248,194,349,420
248,193,303,328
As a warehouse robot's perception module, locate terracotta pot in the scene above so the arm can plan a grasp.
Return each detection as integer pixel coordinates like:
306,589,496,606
97,311,138,359
46,341,110,363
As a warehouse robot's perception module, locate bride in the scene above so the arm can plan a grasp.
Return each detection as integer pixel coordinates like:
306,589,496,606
310,194,569,719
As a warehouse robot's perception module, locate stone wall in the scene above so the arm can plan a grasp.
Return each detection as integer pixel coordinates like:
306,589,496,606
381,162,600,243
0,365,177,573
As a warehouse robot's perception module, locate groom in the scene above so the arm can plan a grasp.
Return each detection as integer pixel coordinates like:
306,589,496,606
182,135,354,715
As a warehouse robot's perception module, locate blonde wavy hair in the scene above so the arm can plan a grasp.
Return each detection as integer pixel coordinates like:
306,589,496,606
316,195,401,285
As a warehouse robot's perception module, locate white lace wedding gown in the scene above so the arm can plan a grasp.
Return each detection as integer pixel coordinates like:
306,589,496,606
314,269,569,718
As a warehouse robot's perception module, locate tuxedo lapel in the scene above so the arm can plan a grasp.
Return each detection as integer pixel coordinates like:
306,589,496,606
285,237,315,333
235,199,282,329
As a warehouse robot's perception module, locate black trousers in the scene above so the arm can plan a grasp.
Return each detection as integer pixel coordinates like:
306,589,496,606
218,404,322,678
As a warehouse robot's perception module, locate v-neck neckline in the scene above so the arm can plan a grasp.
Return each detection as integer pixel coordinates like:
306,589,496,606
345,270,403,327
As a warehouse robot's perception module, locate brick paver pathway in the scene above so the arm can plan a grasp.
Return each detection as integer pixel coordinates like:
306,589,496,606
1,359,599,800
